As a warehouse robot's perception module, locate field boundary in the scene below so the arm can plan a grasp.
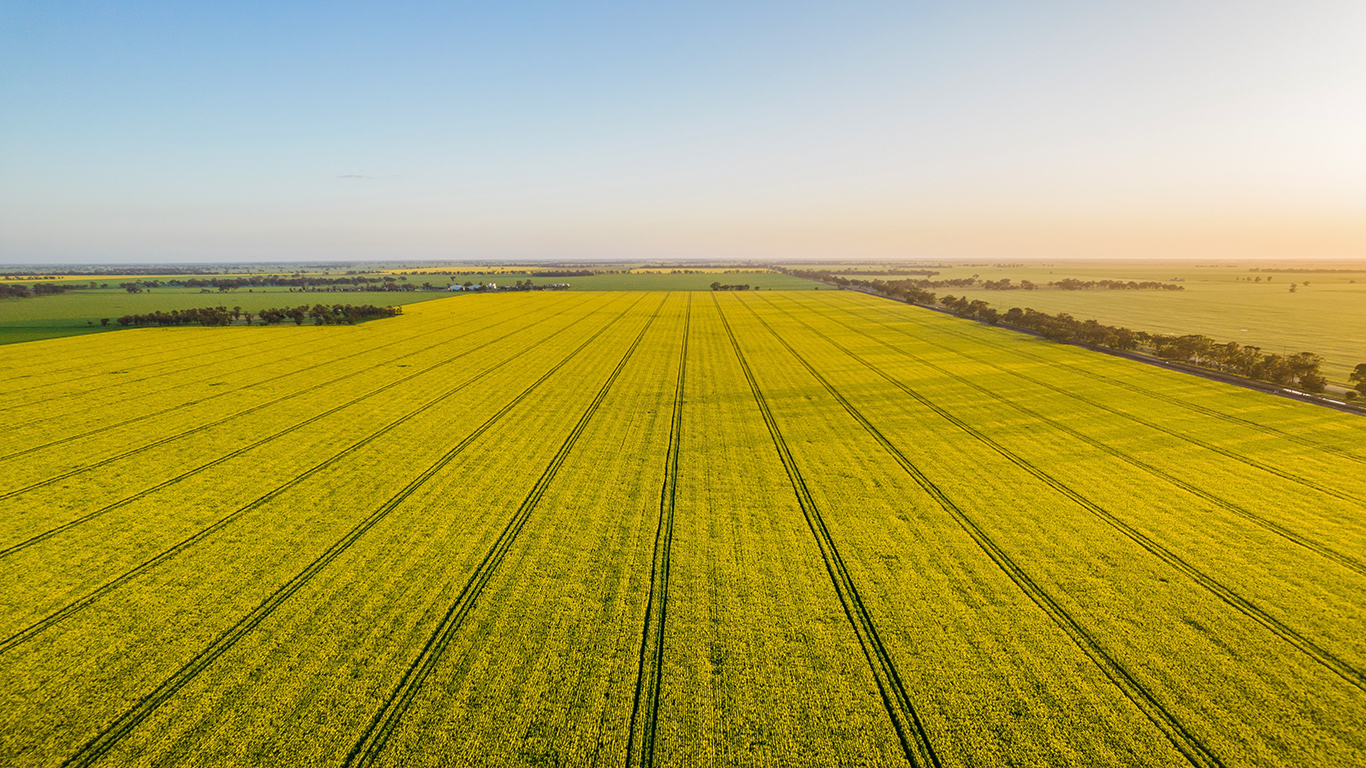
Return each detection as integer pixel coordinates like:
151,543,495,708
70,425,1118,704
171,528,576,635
714,294,941,768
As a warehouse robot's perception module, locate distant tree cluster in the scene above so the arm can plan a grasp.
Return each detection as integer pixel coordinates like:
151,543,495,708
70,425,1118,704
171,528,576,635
531,270,596,278
784,270,941,305
124,275,418,292
116,307,239,326
1349,365,1366,401
505,279,557,290
1250,268,1366,273
827,268,942,277
941,300,1330,392
302,304,402,324
1,282,77,298
1051,278,1183,291
779,267,1181,295
116,304,400,328
710,282,756,291
950,299,1333,388
909,276,1181,291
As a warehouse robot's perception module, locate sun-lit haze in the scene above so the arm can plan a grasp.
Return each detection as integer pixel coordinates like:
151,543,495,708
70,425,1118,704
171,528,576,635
2,1,1363,264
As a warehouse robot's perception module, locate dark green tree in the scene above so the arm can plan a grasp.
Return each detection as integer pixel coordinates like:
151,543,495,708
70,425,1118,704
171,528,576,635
1350,364,1366,397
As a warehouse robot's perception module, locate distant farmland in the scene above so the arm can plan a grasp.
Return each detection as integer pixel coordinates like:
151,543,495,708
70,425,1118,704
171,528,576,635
2,291,1363,766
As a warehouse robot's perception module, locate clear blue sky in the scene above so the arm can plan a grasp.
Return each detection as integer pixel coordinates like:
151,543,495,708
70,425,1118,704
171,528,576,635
2,1,1363,263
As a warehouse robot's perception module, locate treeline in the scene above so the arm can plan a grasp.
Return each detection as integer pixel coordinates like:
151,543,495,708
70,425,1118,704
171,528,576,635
779,267,1340,395
782,268,1181,295
0,282,79,298
1250,268,1366,273
1052,278,1182,291
533,269,596,278
116,304,401,328
939,298,1330,391
827,268,941,277
119,275,420,292
912,276,1181,291
784,269,941,305
710,282,756,291
3,266,228,278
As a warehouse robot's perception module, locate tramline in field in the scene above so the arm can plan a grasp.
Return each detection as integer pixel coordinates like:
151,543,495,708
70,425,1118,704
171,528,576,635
2,290,1363,767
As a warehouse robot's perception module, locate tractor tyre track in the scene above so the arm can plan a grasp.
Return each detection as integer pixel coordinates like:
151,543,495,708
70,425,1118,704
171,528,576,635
2,294,640,658
760,295,1366,696
825,294,1366,472
0,325,340,407
739,294,1223,768
0,295,589,558
342,295,667,768
626,294,690,768
55,294,654,768
0,299,580,501
791,296,1366,578
3,319,390,429
0,298,549,460
713,295,941,768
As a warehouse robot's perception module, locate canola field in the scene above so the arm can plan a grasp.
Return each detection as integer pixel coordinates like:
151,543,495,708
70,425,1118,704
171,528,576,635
1,290,1364,767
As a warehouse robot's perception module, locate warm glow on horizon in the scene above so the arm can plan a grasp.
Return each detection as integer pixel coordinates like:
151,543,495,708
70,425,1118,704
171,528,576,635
2,2,1363,264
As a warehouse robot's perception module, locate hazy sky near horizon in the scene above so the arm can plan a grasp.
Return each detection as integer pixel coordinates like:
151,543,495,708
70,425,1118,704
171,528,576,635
2,1,1364,264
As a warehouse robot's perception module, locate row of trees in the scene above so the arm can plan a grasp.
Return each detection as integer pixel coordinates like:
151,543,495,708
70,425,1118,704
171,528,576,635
115,304,400,328
123,275,414,292
0,282,75,298
709,282,757,291
940,297,1330,391
777,267,1347,396
827,268,942,276
780,268,1182,294
909,276,1182,291
1052,278,1182,291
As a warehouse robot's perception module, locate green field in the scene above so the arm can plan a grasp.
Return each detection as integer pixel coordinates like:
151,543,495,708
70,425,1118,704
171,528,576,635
807,261,1366,383
0,289,450,346
1,291,1363,766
